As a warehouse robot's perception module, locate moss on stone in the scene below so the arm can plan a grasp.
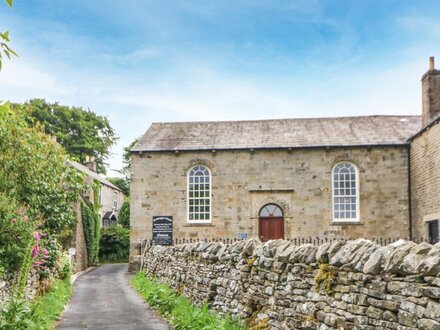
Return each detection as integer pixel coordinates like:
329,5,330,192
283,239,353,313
314,263,337,294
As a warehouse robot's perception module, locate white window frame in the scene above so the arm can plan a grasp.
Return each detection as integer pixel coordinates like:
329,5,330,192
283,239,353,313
331,162,360,222
187,165,211,224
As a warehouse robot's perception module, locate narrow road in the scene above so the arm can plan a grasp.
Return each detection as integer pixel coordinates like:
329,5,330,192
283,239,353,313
58,264,171,330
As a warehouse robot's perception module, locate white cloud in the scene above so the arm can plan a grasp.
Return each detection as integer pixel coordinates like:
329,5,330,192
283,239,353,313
1,2,438,177
397,16,440,37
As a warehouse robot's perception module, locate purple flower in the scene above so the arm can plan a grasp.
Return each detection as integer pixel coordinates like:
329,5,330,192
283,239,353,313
31,245,39,258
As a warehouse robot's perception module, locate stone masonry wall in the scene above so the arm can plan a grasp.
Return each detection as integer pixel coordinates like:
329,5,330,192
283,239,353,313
131,146,410,258
410,122,440,240
142,238,440,329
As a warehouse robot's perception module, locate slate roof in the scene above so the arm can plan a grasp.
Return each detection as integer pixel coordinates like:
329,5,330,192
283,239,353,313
132,116,422,152
68,160,122,192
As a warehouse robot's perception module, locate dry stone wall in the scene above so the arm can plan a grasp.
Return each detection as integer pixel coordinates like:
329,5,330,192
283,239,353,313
142,238,440,329
0,268,41,306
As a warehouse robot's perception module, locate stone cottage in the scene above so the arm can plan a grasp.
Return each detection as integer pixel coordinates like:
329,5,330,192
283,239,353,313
69,158,125,272
69,159,125,227
130,57,440,260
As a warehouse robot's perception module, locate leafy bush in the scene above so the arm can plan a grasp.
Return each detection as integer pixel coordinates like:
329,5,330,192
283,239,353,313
29,276,72,329
99,224,130,262
131,272,243,330
0,102,84,240
82,199,100,265
0,294,36,330
118,199,130,229
0,257,73,330
0,194,38,275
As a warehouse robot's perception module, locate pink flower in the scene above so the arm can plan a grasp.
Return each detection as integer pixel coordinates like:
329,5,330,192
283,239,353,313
33,261,43,268
31,245,39,258
33,233,40,241
23,215,29,222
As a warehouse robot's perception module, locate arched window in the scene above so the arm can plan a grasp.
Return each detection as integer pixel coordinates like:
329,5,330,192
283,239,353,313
259,204,283,217
188,165,211,222
332,162,359,221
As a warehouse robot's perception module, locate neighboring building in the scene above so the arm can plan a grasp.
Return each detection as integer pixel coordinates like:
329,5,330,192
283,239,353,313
409,57,440,244
69,159,125,227
130,57,440,261
68,158,125,272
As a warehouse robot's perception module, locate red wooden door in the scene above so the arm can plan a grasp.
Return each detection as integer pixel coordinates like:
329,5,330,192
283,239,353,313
259,217,284,242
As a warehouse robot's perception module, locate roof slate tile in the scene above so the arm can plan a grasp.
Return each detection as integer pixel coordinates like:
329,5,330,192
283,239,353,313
132,116,421,152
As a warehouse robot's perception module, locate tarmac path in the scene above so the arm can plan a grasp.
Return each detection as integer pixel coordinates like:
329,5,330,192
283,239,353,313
57,263,171,330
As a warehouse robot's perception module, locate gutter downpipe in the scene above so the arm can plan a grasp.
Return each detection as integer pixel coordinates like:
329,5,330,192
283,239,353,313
407,144,413,240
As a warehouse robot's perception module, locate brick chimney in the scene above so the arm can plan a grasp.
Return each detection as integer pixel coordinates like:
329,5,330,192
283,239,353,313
422,56,440,127
84,156,97,172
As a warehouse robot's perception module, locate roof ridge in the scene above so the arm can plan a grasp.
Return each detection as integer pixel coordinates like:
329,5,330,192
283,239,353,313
150,115,421,126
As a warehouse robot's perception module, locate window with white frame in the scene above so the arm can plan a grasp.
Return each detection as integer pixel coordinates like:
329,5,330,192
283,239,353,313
332,162,359,221
188,165,211,222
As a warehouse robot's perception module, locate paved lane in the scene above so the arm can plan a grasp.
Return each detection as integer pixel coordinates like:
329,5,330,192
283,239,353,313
58,264,171,330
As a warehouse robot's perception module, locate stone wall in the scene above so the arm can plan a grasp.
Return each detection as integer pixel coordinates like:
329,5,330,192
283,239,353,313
410,122,440,240
0,267,51,307
131,146,410,258
142,238,440,329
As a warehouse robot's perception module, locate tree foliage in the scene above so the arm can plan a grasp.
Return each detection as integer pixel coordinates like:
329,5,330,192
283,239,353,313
13,99,118,173
81,199,100,265
122,139,138,179
108,177,130,196
0,194,36,275
0,102,84,237
1,0,18,71
99,224,129,262
118,199,130,228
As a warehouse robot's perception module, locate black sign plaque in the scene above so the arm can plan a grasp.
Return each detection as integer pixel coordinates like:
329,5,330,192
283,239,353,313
152,216,173,245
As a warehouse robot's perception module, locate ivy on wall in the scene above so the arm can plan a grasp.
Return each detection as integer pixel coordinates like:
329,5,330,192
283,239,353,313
81,180,101,265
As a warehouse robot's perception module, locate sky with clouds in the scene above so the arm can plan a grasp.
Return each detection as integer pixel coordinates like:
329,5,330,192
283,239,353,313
1,0,440,176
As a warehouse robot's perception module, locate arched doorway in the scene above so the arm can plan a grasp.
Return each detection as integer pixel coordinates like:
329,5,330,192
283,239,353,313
258,204,284,242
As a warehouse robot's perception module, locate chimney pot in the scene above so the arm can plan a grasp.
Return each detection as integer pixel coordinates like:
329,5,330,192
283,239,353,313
84,157,96,172
422,56,440,127
429,56,435,71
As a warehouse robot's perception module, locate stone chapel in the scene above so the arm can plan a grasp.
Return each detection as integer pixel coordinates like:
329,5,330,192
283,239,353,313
129,57,440,259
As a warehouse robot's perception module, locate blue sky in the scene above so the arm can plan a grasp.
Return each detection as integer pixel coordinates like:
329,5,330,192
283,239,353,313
1,0,440,175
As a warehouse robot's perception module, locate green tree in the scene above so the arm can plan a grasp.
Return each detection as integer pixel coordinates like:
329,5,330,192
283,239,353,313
122,139,138,179
0,102,84,238
99,224,129,262
14,99,118,173
108,177,130,196
1,0,18,70
118,199,130,229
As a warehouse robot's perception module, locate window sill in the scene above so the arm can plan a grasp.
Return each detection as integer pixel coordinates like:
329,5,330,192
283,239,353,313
331,221,363,226
184,223,215,227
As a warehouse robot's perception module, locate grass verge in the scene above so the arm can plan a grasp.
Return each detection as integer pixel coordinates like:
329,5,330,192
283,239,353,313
131,272,244,330
30,277,72,329
0,276,72,330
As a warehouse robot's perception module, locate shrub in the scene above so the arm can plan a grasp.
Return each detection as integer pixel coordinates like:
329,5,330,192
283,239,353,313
0,194,38,276
118,199,130,229
0,102,84,241
99,224,130,262
82,199,100,265
0,294,36,330
131,272,243,330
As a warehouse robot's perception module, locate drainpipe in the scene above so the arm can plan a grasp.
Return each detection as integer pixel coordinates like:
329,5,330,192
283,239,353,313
407,145,413,240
